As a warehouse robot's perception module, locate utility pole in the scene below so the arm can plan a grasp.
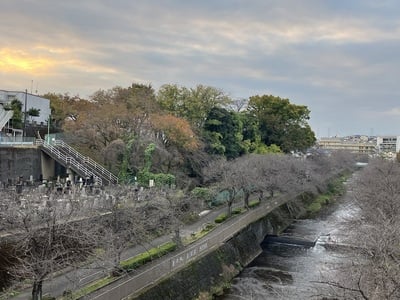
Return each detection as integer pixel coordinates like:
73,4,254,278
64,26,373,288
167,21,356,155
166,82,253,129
47,115,51,144
23,89,27,137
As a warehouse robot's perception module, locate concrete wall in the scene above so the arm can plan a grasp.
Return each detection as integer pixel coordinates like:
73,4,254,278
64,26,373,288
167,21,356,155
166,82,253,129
0,147,42,184
132,206,297,300
41,151,55,180
0,90,51,126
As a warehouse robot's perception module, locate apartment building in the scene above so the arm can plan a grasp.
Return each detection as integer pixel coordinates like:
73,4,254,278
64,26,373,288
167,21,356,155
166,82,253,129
317,136,377,154
376,136,400,154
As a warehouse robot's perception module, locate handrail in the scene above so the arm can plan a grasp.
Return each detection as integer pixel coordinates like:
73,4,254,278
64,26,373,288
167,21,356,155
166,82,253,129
0,109,13,131
37,139,103,185
53,140,118,184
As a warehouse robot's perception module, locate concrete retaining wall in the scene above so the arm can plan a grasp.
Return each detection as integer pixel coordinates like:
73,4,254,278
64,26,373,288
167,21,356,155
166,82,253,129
0,147,42,184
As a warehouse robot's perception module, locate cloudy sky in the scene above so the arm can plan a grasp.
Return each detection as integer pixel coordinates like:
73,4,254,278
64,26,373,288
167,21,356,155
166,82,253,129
1,0,400,137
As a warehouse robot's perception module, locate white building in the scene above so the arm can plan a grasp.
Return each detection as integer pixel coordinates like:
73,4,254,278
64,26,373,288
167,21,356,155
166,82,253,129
376,136,400,154
0,89,51,126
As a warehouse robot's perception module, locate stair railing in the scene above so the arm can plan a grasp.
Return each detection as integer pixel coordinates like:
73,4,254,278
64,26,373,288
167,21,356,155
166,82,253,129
36,139,103,185
53,140,118,184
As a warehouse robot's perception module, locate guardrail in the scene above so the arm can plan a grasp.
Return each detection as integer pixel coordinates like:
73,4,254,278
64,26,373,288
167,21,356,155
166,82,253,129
0,136,36,146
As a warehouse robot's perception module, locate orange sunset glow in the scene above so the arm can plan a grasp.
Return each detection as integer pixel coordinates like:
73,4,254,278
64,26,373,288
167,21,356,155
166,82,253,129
0,48,54,73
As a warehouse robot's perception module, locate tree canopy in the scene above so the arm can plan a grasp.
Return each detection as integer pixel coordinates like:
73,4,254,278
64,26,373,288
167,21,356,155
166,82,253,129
41,84,316,186
248,95,316,152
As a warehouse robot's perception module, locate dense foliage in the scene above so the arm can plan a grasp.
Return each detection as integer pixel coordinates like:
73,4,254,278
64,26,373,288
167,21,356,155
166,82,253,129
42,83,316,186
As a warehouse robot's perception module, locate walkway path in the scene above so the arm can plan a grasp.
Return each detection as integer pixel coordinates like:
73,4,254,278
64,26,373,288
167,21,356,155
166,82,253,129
88,196,288,300
11,196,288,300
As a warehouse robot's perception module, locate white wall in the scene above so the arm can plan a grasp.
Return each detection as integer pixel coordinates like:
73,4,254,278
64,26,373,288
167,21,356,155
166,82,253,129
0,90,51,125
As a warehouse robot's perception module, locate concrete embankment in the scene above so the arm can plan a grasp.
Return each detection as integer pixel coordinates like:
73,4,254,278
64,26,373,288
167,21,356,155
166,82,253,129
88,175,345,300
129,199,304,300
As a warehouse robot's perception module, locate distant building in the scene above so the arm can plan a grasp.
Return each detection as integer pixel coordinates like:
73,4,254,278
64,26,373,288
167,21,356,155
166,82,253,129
376,136,400,158
317,136,377,154
0,89,51,132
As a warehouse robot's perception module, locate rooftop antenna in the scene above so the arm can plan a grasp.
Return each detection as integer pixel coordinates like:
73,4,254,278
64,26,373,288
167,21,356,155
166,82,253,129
35,82,38,95
30,80,33,94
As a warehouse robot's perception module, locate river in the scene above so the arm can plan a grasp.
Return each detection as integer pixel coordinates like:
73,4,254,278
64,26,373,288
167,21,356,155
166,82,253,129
218,181,358,300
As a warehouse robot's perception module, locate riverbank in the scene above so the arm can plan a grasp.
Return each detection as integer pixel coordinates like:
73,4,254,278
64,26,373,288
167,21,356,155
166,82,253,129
218,174,354,300
131,175,349,300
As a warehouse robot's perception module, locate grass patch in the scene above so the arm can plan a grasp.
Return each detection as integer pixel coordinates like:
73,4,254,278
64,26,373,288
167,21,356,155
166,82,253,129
307,202,322,214
215,213,228,223
59,276,117,300
249,199,260,208
316,194,330,204
120,242,177,272
58,242,177,299
232,207,245,215
184,223,216,245
307,174,349,215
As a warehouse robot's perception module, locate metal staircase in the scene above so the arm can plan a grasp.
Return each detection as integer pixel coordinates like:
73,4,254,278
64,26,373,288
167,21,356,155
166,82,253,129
37,138,118,185
0,105,13,132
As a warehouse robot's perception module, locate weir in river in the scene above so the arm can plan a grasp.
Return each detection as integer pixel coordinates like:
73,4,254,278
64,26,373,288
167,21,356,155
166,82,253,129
218,185,357,300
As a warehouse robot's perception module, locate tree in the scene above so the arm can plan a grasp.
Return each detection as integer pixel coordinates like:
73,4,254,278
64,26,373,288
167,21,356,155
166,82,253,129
203,158,243,216
89,84,159,113
320,159,400,299
251,154,308,202
240,112,270,154
42,92,86,131
96,186,150,275
229,155,260,209
27,108,40,123
0,189,98,300
204,107,244,159
4,99,23,129
247,95,316,152
157,84,232,129
151,113,200,151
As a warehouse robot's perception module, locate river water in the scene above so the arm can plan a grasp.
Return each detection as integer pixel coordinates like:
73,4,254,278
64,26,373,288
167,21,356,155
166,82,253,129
218,183,357,300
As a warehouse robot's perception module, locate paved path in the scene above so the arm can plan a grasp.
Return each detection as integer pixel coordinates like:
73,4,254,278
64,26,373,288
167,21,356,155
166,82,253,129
11,197,287,300
88,196,288,300
10,202,239,299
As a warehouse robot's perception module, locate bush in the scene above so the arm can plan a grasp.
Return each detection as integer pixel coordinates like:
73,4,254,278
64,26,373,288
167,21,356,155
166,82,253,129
307,202,321,214
202,223,215,232
120,242,177,272
215,213,228,223
316,194,330,204
249,200,260,208
232,207,243,215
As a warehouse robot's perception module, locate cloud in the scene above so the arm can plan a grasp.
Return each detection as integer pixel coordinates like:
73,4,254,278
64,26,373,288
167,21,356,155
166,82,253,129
383,107,400,116
1,0,400,135
0,48,55,73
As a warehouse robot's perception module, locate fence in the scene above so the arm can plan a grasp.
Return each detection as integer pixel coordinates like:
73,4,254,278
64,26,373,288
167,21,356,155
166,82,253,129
0,136,36,146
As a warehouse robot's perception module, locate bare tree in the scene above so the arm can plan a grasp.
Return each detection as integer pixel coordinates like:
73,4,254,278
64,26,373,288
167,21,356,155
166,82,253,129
95,185,152,275
203,158,242,217
320,159,400,300
0,189,98,300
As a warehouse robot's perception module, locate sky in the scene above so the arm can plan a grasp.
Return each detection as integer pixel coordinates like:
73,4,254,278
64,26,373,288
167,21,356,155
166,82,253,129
1,0,400,137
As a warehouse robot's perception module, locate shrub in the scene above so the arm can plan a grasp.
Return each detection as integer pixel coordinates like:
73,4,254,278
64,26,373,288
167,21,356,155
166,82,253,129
120,242,177,272
232,207,243,215
215,213,228,223
249,200,260,208
307,202,321,214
